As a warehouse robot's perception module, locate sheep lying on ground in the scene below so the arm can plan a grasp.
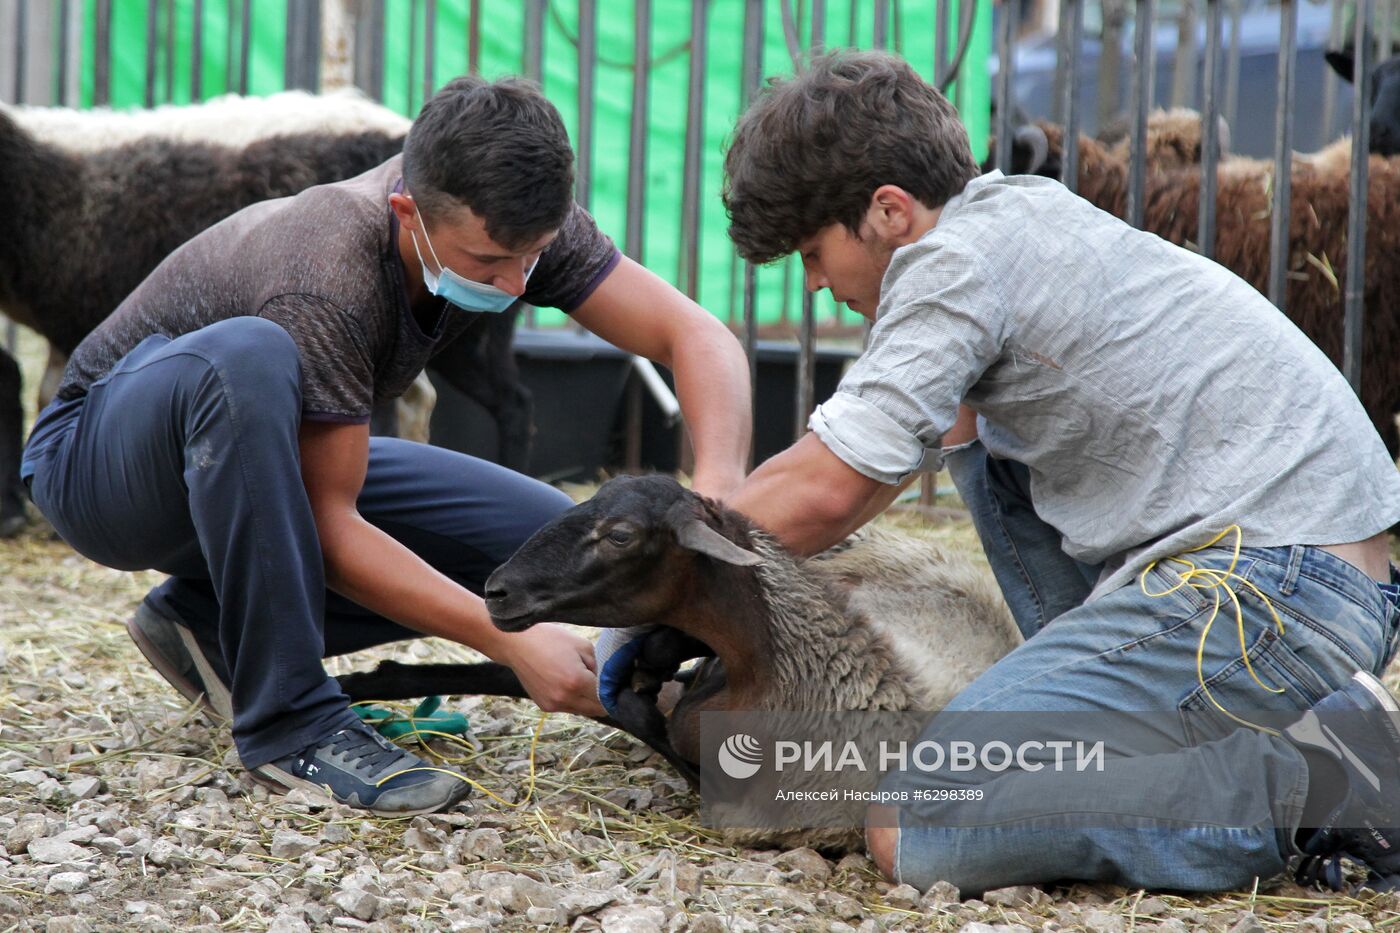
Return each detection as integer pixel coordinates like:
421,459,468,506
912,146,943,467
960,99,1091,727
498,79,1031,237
0,93,535,536
341,474,1022,851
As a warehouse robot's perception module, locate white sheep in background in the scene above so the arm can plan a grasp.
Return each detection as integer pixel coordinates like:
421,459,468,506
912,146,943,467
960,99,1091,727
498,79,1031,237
2,87,410,152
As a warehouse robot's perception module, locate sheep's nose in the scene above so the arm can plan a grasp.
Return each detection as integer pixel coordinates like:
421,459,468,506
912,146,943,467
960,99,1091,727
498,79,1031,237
483,570,510,602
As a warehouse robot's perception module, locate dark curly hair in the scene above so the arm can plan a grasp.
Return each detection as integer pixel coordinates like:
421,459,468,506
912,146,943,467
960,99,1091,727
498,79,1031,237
404,75,574,250
723,51,979,264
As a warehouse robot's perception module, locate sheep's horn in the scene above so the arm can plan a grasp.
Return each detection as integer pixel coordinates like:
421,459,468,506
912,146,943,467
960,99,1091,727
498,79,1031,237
1013,124,1050,175
675,520,764,567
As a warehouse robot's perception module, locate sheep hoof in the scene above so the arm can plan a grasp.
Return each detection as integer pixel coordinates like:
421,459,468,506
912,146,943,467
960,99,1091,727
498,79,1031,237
0,505,26,538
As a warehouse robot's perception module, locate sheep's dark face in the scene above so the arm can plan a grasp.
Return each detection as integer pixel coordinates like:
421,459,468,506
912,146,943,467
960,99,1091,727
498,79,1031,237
1372,57,1400,156
1326,50,1400,157
485,474,761,633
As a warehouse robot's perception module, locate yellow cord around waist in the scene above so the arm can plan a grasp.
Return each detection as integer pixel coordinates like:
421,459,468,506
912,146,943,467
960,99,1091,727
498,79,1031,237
1139,524,1286,735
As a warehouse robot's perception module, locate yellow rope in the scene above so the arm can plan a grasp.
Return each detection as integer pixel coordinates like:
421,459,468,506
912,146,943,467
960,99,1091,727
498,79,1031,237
1139,524,1286,735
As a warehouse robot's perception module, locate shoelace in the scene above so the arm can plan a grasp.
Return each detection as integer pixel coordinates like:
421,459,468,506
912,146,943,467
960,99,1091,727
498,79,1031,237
326,726,410,774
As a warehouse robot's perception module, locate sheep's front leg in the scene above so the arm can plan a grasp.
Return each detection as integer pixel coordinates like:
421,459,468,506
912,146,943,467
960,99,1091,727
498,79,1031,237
337,659,529,701
0,347,26,538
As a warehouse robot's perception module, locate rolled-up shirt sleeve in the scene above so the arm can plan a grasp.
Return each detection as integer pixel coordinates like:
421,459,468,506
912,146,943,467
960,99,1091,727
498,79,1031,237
809,237,1008,484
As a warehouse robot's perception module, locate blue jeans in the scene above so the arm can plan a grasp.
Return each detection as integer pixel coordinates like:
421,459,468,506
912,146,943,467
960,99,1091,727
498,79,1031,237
23,319,572,768
889,441,1400,894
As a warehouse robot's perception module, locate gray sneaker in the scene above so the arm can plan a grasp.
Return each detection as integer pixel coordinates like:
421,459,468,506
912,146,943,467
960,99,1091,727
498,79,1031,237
254,720,473,817
126,599,233,721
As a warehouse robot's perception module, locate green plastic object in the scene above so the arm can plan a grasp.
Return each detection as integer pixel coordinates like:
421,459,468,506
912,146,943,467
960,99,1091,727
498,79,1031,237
78,0,991,330
353,695,471,742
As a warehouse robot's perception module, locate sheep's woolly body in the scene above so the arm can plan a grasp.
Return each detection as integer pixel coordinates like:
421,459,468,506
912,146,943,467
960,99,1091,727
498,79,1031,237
741,528,1020,716
3,89,411,153
1102,107,1231,172
710,527,1019,853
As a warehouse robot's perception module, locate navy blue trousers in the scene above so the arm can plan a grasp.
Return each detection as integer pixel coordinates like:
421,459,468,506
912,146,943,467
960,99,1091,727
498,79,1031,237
23,318,572,768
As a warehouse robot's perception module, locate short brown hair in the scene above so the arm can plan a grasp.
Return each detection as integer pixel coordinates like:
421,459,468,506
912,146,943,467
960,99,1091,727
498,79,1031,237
723,51,979,264
404,75,574,250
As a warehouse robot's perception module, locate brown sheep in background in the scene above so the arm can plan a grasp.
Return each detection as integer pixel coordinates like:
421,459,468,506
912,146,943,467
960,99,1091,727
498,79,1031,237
1139,155,1400,455
996,120,1400,455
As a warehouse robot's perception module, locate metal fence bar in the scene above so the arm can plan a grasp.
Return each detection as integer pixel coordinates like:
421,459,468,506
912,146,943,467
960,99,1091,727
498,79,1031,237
287,0,315,91
191,0,203,99
797,289,816,438
1225,0,1242,139
94,0,111,104
56,0,71,105
425,0,437,102
1198,0,1222,259
145,0,158,106
874,0,889,49
523,0,545,84
796,0,824,439
239,0,251,95
1267,0,1297,309
407,0,419,112
1127,0,1157,228
577,0,597,210
1172,0,1197,108
1098,0,1126,127
1321,0,1344,142
284,0,299,89
624,0,652,263
679,0,709,299
1344,0,1374,392
359,0,385,101
993,0,1017,174
468,0,481,75
224,0,236,93
12,0,25,104
1380,0,1395,59
741,0,764,441
165,0,176,100
1059,0,1083,194
936,0,949,87
66,0,82,105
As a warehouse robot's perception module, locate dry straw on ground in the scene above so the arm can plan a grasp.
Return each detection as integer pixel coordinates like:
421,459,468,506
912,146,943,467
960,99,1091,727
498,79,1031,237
3,324,1399,932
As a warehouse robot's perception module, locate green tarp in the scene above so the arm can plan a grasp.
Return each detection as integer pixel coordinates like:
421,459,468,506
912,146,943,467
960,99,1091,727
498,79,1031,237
78,0,991,329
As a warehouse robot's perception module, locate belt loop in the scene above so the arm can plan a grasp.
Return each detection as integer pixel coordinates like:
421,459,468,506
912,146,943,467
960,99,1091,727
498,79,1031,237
1279,545,1305,597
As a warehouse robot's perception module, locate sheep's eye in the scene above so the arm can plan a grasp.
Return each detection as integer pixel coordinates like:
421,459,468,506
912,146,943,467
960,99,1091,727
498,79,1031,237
605,527,636,547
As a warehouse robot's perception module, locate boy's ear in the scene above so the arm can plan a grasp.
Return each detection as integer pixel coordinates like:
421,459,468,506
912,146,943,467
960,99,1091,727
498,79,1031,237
388,192,422,230
865,184,917,241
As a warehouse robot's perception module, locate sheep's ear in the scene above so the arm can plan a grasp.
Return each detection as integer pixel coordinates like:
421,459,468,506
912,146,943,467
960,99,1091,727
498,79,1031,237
675,520,764,566
664,501,763,566
1326,49,1356,84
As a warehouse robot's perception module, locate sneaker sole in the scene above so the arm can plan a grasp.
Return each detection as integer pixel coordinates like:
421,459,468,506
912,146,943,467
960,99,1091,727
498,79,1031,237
251,762,471,818
127,607,232,721
1350,670,1400,714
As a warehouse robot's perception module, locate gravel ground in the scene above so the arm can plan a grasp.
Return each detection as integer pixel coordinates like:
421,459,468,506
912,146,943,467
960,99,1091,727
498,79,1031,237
3,325,1400,932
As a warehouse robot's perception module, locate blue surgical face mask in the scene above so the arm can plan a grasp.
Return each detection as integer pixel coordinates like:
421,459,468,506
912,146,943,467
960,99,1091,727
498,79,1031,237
411,212,536,314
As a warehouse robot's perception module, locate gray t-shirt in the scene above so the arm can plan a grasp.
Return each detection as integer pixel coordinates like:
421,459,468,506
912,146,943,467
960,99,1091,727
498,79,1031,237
58,155,620,423
810,171,1400,599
